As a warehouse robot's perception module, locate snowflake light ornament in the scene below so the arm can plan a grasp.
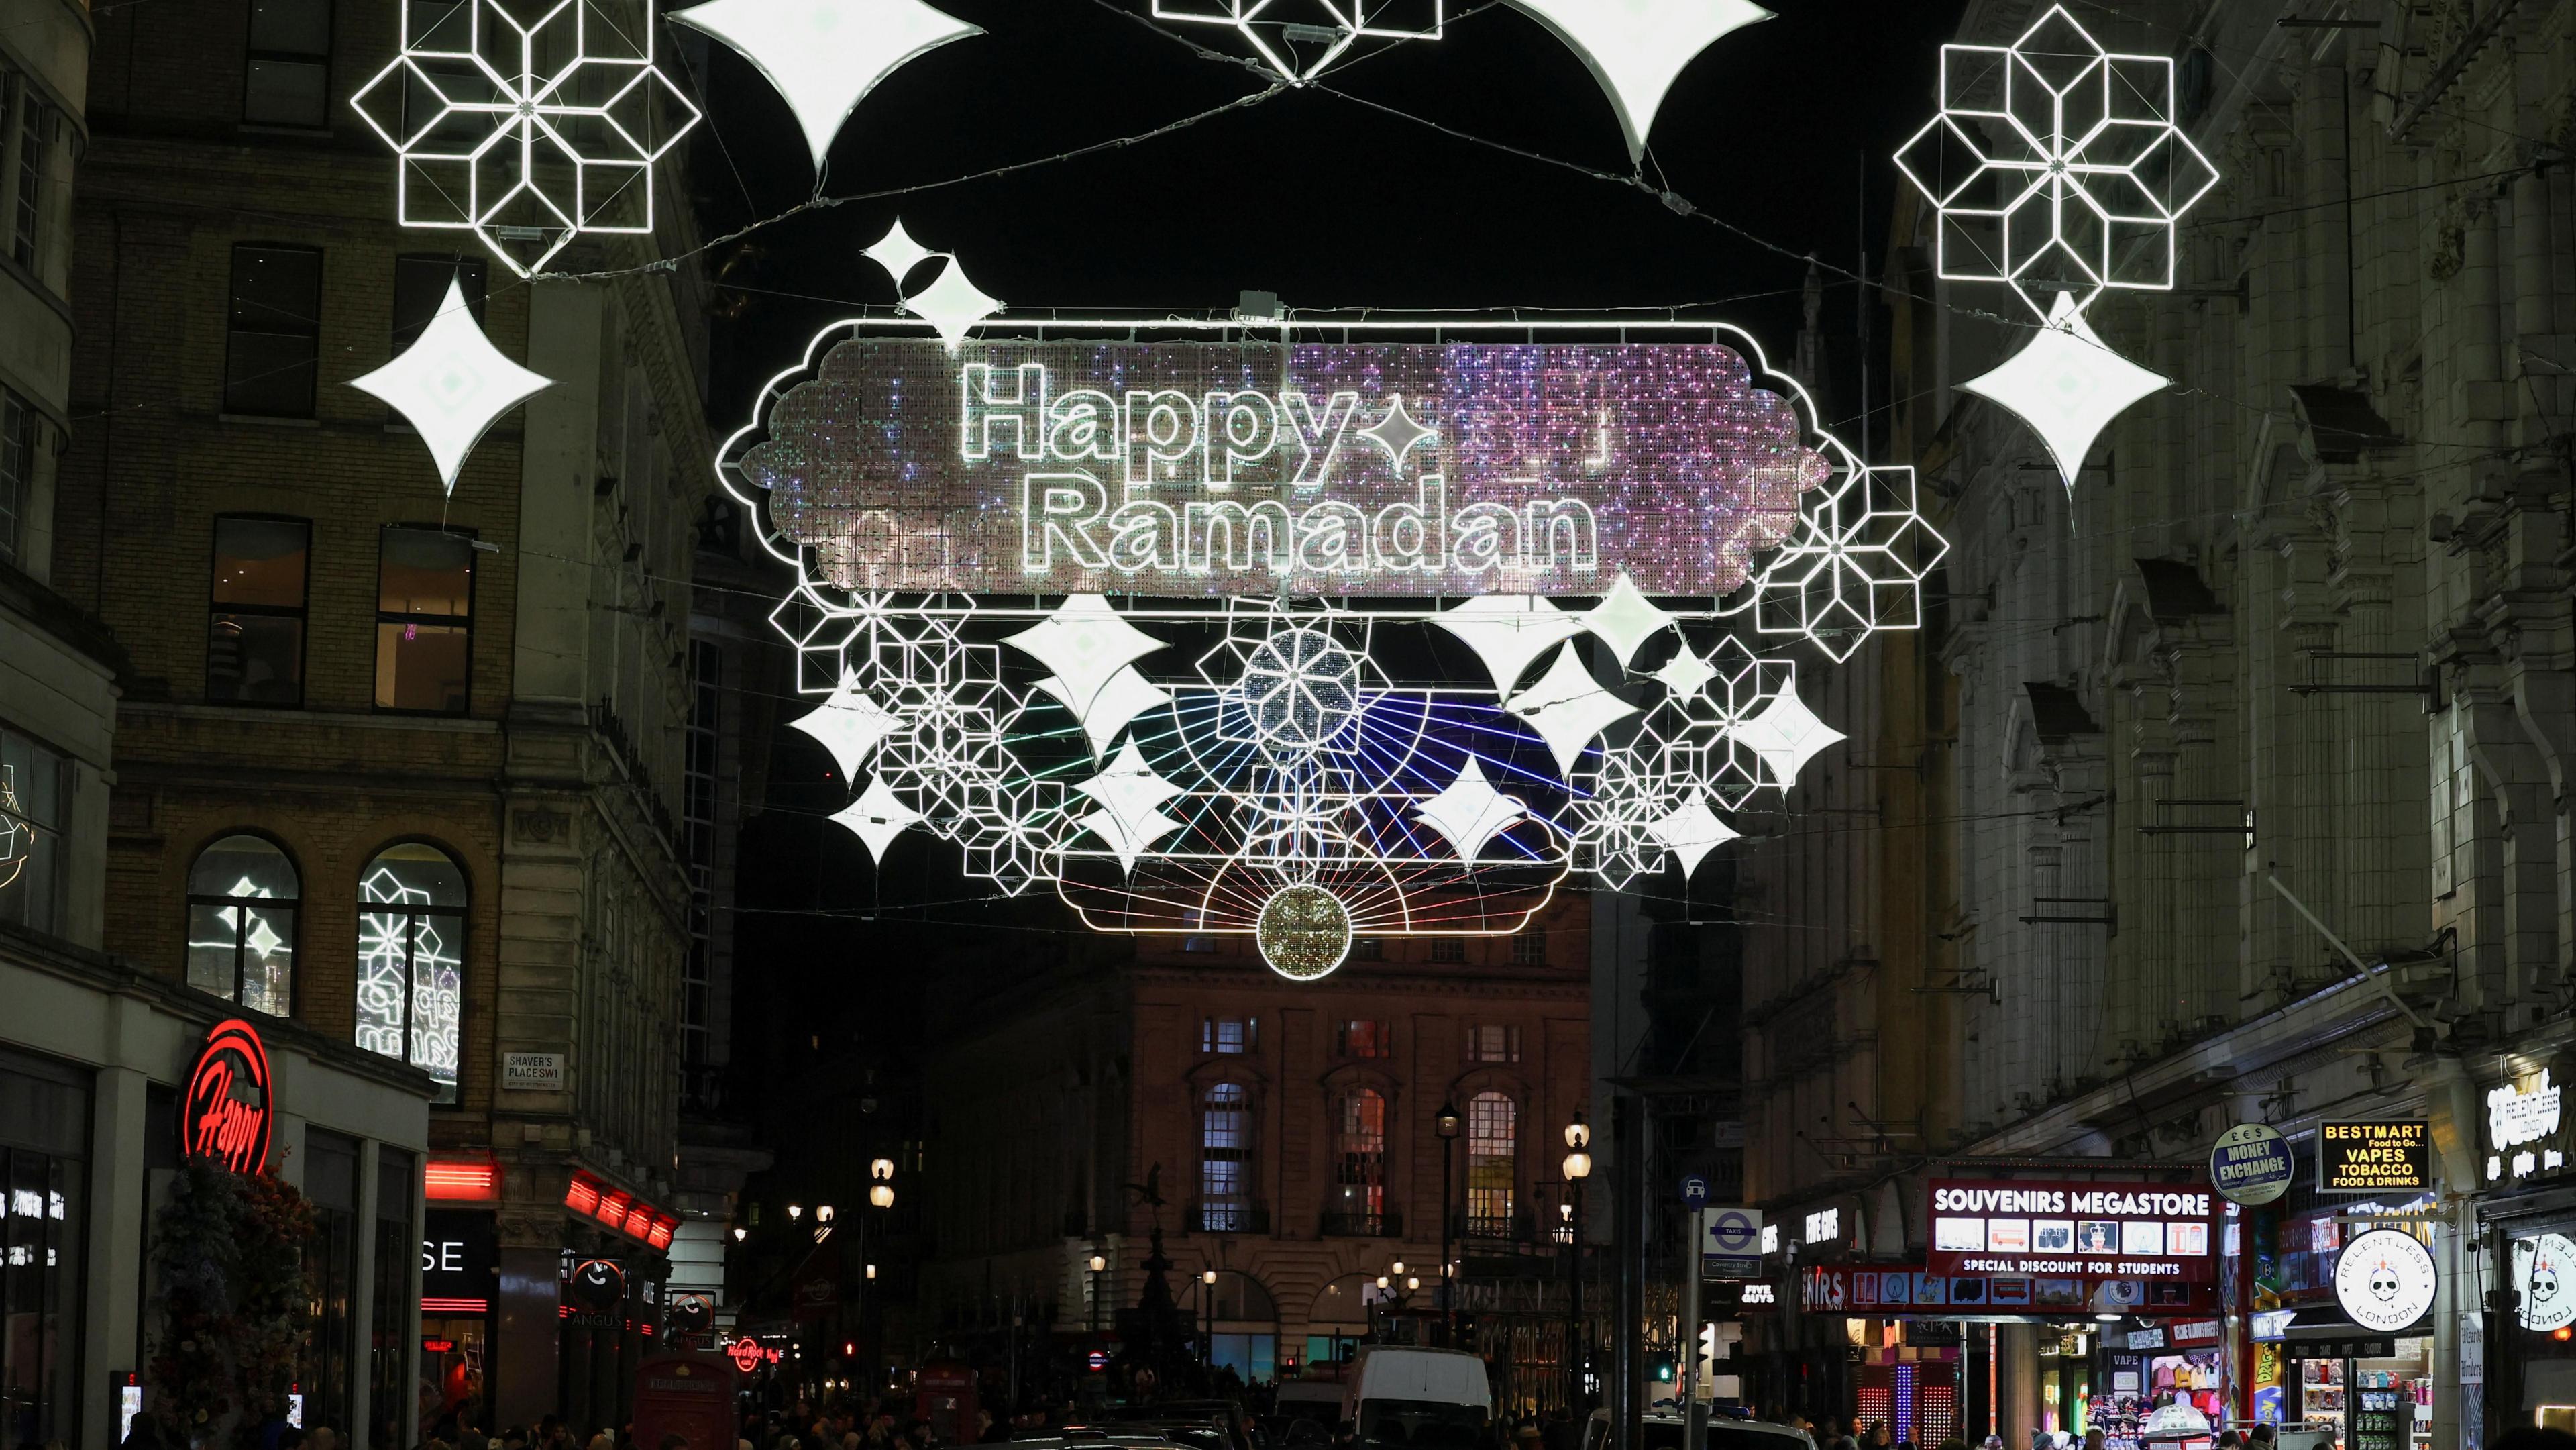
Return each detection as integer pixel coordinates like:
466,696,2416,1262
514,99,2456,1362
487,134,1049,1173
1752,464,1948,662
1151,1,1444,84
351,0,702,278
1892,5,2214,487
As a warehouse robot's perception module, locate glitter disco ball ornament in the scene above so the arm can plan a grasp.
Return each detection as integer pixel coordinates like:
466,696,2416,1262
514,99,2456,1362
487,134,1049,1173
1257,884,1354,980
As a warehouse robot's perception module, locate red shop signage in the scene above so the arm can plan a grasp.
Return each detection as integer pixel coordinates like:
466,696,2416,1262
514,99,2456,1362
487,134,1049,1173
1925,1178,2220,1282
182,1019,274,1174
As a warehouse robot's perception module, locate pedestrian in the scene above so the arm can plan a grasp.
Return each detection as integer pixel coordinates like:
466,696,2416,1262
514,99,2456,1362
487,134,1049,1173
1865,1424,1890,1450
659,1435,691,1450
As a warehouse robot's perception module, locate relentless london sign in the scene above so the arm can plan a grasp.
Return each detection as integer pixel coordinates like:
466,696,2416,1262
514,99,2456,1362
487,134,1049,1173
731,336,1834,597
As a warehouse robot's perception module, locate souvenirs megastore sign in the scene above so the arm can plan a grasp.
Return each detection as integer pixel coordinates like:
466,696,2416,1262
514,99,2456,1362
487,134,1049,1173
1927,1178,2220,1282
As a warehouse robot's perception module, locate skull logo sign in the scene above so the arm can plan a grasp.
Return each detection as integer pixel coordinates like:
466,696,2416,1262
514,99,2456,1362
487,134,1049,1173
2520,1233,2576,1332
2334,1227,2434,1333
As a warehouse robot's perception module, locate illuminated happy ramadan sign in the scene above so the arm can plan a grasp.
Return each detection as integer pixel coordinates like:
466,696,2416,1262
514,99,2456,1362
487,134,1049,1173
736,338,1833,597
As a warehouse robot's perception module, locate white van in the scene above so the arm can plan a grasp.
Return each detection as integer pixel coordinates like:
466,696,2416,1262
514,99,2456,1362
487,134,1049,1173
1342,1347,1492,1449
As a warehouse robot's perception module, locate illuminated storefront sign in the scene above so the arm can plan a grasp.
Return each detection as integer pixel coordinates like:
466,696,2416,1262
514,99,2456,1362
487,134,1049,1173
1926,1179,2219,1282
2208,1121,2294,1205
1797,1261,2214,1316
735,338,1829,597
2332,1227,2435,1333
2489,1066,2567,1182
182,1019,274,1174
2515,1232,2576,1332
2318,1119,2429,1194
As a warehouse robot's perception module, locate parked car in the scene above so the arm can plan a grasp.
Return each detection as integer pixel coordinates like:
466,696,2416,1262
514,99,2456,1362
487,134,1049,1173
1342,1347,1491,1450
1581,1409,1817,1450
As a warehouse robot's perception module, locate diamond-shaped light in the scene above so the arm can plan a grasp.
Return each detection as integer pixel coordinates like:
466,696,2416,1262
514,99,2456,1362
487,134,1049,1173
832,775,924,864
1646,788,1738,877
902,256,1005,348
1501,0,1774,160
1006,597,1167,718
1431,595,1585,695
671,0,983,173
1579,571,1677,668
1412,758,1530,864
1506,643,1640,776
349,278,551,495
788,673,904,781
1960,293,2169,486
1726,685,1843,787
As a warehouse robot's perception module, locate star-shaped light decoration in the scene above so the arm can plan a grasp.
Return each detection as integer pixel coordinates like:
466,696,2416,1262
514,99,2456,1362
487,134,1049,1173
1646,787,1738,876
672,0,983,173
1006,596,1167,720
1501,0,1773,161
832,775,925,863
1960,293,2169,487
1358,396,1438,473
1725,685,1843,787
1892,4,2219,321
859,217,1006,348
1150,0,1444,84
1430,595,1585,695
1073,741,1189,874
862,217,942,289
1505,643,1640,776
350,0,702,277
1038,665,1173,758
349,278,552,495
787,672,904,781
1412,758,1530,863
1649,645,1717,703
1578,571,1676,668
1752,463,1947,662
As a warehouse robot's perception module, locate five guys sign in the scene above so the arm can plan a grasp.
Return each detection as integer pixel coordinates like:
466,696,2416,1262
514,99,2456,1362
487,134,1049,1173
182,1019,274,1174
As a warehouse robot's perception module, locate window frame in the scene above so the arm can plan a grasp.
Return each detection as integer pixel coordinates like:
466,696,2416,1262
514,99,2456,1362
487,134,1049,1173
1511,932,1548,967
223,244,324,417
0,384,32,572
205,513,312,708
372,523,478,715
390,253,488,355
241,0,335,129
9,72,56,270
1199,1081,1254,1229
1332,1086,1388,1216
182,830,301,1016
1464,1090,1518,1232
0,721,68,935
354,838,468,1105
1429,937,1467,964
1336,1019,1391,1059
1200,1017,1256,1055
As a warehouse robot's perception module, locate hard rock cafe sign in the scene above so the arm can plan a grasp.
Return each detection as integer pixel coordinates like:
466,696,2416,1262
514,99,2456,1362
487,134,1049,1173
182,1018,274,1174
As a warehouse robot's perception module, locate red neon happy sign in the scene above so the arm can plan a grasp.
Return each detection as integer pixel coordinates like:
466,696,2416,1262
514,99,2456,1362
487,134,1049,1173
182,1019,274,1174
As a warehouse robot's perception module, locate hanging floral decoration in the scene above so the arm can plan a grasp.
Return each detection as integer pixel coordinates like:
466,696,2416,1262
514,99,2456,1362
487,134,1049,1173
147,1156,318,1445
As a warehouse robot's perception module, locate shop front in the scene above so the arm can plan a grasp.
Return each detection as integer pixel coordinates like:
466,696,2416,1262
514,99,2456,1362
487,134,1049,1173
2473,1052,2576,1447
1,931,435,1450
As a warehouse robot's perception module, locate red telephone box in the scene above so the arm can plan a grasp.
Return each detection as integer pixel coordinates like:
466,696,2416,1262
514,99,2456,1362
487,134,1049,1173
916,1360,979,1445
633,1352,737,1450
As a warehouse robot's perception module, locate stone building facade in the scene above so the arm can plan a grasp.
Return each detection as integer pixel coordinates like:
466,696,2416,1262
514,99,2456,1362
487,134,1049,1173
920,897,1592,1405
1739,0,2576,1444
48,0,722,1433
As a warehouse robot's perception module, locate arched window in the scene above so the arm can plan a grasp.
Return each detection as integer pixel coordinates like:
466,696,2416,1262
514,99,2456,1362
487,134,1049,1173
1328,1087,1387,1233
1200,1082,1255,1231
357,843,466,1103
1466,1091,1517,1235
185,834,298,1014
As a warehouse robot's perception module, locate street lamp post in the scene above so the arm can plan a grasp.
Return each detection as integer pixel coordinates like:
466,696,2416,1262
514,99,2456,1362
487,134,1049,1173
1435,1101,1461,1347
1563,1110,1591,1414
1201,1267,1218,1368
867,1159,895,1385
1089,1252,1108,1332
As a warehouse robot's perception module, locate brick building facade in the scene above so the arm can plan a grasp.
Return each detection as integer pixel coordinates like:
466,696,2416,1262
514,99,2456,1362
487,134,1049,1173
921,896,1592,1406
48,0,720,1433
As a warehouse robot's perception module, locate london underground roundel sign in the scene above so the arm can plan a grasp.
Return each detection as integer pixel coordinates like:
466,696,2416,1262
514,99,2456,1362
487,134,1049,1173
2334,1227,2436,1333
182,1019,274,1174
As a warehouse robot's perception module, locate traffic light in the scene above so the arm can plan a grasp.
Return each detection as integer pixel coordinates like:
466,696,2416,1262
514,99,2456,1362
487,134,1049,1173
1650,1353,1675,1383
1697,1321,1719,1380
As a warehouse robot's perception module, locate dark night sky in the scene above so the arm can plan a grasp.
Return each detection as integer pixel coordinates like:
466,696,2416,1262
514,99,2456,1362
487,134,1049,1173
706,0,1968,1133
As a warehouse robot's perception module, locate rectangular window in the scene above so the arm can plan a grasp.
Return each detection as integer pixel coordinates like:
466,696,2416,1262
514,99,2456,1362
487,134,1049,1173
1337,1019,1391,1059
244,0,333,127
10,77,54,270
207,516,310,707
1465,1024,1520,1064
300,1129,360,1437
0,1049,89,1450
682,639,720,1070
0,386,31,570
1201,1017,1255,1055
391,254,488,354
1511,932,1547,966
1430,937,1467,964
0,726,66,935
374,526,475,713
1351,937,1383,962
225,245,323,416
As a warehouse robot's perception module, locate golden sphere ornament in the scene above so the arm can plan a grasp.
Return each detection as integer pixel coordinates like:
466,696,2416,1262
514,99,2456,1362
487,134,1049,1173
1256,884,1352,980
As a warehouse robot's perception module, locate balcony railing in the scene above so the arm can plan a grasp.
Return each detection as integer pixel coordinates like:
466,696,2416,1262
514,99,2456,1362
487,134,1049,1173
1321,1208,1403,1237
1460,1210,1532,1243
1190,1200,1271,1234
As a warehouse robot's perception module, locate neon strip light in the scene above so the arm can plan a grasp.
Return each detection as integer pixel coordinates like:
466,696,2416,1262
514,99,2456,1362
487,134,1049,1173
424,1159,499,1202
421,1298,490,1314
